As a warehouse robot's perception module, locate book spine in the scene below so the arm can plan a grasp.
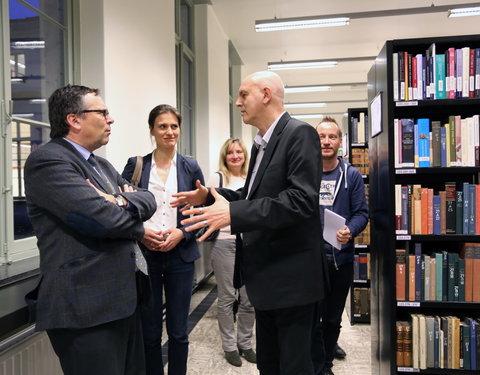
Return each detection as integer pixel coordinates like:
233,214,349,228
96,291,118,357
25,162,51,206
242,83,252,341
445,182,457,234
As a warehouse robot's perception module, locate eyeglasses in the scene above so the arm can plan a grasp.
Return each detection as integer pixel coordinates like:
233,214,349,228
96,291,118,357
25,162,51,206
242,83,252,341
77,109,110,119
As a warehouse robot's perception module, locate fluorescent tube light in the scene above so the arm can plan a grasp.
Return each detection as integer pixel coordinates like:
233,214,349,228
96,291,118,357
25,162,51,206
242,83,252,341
285,85,331,93
447,6,480,17
292,114,325,119
11,41,45,49
256,17,350,32
285,102,327,109
269,61,337,70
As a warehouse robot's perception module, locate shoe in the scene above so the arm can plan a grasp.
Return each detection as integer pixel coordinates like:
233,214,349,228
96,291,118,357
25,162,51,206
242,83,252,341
322,368,335,375
334,343,346,359
238,348,257,363
224,350,242,367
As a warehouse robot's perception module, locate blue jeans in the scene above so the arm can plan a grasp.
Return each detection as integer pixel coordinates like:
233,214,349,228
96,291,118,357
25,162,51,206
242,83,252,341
141,249,194,375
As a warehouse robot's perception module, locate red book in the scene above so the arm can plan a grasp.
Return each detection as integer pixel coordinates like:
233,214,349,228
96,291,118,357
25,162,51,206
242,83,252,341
462,243,475,302
427,188,434,235
408,255,416,301
439,191,446,235
447,47,456,99
469,48,475,98
412,56,418,100
396,249,407,301
421,188,428,235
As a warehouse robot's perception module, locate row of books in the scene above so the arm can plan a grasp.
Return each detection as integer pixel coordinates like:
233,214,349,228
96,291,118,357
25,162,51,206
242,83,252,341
396,315,480,370
394,182,480,235
395,243,480,303
392,44,480,101
352,287,370,318
350,112,368,144
394,116,480,168
350,148,369,175
354,221,370,246
353,252,370,281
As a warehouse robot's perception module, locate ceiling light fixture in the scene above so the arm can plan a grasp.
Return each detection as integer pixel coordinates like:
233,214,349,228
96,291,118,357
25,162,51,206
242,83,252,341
256,3,480,32
284,82,367,93
256,17,349,32
285,85,331,93
448,6,480,17
285,102,327,109
268,57,375,71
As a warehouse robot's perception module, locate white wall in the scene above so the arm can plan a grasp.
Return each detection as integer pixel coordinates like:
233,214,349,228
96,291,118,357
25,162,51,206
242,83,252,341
194,4,231,181
79,0,177,171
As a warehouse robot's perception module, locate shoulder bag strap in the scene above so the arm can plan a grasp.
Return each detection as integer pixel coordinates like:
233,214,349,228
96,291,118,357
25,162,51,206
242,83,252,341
216,171,223,188
131,156,143,186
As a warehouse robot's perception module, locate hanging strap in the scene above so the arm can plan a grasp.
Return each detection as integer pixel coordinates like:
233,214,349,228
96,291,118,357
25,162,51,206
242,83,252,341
217,171,223,188
131,156,143,186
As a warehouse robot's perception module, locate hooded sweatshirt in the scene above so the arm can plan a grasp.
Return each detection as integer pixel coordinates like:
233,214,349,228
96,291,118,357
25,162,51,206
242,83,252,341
320,157,369,267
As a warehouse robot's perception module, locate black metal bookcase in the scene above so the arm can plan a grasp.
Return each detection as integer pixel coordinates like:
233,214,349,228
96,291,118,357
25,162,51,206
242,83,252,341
347,107,371,325
368,35,480,375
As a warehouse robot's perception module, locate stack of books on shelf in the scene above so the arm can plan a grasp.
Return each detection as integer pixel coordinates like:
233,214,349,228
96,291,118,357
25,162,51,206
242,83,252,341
394,182,480,235
396,315,480,370
395,243,480,303
354,222,370,246
350,148,370,175
353,252,370,281
394,116,480,169
352,287,370,319
393,44,480,102
350,112,368,144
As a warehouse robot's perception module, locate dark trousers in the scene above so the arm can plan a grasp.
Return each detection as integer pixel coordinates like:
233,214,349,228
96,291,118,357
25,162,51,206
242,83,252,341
312,261,353,373
47,308,145,375
255,302,319,375
141,249,195,375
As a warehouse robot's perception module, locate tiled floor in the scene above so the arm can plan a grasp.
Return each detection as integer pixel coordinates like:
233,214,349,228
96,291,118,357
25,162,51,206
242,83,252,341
164,276,372,375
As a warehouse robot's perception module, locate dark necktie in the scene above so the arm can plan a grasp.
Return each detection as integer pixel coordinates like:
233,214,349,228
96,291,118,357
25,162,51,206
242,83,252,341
88,154,148,274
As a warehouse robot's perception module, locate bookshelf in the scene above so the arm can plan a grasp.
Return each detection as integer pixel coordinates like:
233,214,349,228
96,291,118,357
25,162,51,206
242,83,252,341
347,107,371,325
368,35,480,375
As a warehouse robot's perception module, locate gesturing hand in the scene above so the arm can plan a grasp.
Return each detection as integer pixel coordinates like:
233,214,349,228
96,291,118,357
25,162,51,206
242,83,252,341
180,187,231,242
170,179,208,212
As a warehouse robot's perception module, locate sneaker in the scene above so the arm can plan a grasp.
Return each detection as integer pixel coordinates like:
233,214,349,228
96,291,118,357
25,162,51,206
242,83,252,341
225,350,242,367
238,348,257,363
334,343,346,359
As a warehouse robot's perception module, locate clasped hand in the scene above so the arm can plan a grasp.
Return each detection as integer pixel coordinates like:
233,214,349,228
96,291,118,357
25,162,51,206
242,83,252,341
171,180,231,242
141,228,184,252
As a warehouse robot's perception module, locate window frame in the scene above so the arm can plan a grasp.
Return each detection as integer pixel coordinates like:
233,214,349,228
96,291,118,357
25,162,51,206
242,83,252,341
0,0,75,265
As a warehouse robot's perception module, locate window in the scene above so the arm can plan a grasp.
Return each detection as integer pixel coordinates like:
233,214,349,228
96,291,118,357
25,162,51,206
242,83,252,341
1,0,71,263
175,0,195,157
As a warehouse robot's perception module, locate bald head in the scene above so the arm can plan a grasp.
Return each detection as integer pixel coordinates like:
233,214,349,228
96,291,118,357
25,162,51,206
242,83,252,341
236,71,285,132
245,71,285,102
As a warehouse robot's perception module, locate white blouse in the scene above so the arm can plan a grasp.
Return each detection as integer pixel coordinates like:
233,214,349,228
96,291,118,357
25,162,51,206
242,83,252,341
143,154,178,232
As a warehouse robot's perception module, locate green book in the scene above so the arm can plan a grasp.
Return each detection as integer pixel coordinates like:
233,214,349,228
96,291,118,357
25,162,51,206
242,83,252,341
435,253,443,301
447,252,457,301
458,258,465,302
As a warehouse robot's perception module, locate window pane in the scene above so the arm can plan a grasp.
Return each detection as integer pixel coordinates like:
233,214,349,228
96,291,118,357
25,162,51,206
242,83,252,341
181,55,193,155
10,0,66,24
12,121,49,239
10,0,66,123
180,1,191,49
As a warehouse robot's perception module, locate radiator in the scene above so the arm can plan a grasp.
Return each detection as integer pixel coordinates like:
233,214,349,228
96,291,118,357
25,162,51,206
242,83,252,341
0,331,62,375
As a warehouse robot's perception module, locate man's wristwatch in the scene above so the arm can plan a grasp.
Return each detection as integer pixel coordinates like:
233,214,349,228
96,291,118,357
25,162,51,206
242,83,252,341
113,194,126,207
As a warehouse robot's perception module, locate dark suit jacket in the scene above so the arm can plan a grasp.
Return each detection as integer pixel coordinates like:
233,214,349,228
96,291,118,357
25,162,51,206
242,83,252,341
213,113,327,311
24,138,157,330
122,152,204,263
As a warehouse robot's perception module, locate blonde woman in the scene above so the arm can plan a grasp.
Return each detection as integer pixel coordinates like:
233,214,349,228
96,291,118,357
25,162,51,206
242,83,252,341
207,138,256,367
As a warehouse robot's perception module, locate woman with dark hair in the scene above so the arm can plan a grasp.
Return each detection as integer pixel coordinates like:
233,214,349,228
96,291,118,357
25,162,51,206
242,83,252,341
207,138,256,367
122,104,204,375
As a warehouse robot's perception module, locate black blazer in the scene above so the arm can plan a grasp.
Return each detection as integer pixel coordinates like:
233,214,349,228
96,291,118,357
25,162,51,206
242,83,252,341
122,152,205,263
24,138,157,330
213,113,327,311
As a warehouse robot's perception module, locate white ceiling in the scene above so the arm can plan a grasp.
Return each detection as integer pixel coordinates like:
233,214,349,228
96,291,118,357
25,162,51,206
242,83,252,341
210,0,480,125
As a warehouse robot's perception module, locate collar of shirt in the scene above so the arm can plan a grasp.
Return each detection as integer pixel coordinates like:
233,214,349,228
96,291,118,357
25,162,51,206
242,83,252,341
254,111,285,149
63,137,91,160
150,152,177,170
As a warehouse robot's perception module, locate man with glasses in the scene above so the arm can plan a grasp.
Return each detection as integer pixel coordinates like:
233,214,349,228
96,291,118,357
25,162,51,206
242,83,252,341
24,84,156,375
311,117,368,375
